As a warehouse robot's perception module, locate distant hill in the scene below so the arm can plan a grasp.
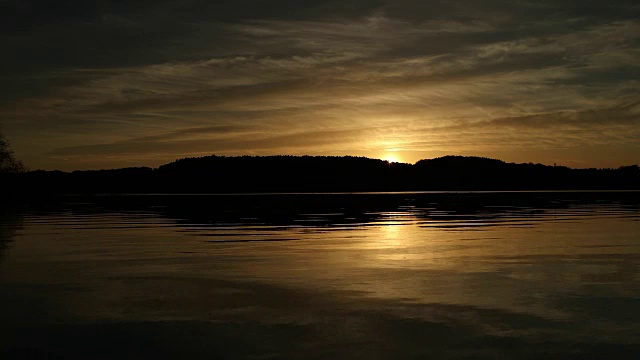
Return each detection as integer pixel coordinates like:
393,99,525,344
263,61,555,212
413,156,640,190
2,155,639,195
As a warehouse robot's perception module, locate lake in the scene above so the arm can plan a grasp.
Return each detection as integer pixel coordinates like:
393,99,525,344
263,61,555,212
1,192,639,359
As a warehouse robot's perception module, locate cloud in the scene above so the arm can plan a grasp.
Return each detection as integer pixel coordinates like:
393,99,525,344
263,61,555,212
2,1,639,169
11,17,637,116
49,126,381,158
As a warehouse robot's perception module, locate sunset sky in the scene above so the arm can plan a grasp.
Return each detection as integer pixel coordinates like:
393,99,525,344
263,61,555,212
2,0,639,170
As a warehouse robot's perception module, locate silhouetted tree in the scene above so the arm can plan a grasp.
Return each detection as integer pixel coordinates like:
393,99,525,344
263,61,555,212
0,131,26,173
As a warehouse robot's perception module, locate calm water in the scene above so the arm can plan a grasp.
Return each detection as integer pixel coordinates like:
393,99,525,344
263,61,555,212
1,192,639,359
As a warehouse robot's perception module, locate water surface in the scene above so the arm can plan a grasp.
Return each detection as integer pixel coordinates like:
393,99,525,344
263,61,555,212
1,192,639,359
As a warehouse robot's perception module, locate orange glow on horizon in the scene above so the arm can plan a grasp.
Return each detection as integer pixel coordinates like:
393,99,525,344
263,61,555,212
381,153,402,163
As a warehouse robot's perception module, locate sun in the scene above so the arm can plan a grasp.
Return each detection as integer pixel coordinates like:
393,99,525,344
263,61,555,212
381,153,402,163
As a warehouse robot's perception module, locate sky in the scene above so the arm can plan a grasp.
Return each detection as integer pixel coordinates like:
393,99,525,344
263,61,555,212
2,0,639,170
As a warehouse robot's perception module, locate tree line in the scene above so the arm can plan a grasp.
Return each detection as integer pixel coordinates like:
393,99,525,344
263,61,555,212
1,153,639,195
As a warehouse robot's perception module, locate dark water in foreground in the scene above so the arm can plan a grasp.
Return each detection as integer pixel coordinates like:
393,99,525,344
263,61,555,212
1,192,639,359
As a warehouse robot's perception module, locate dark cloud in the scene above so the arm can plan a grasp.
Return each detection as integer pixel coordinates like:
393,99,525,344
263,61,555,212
50,127,374,157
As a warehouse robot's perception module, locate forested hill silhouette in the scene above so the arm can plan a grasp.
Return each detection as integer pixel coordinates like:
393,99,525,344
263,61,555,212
2,155,639,195
155,155,416,192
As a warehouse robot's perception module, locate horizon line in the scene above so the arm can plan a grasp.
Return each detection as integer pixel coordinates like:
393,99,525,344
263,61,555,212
18,154,640,173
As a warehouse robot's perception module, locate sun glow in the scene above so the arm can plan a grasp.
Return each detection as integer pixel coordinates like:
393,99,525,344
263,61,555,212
381,153,402,163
